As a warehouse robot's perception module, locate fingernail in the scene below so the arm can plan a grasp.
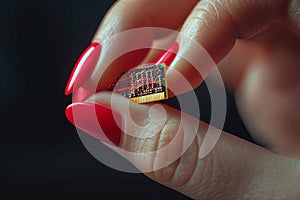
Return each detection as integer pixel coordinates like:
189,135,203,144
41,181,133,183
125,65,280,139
154,42,179,66
65,43,101,95
65,102,122,146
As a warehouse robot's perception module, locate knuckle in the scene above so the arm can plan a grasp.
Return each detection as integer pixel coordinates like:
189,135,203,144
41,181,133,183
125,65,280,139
189,0,235,34
121,107,182,172
151,120,203,189
193,0,228,21
192,1,221,23
151,117,184,182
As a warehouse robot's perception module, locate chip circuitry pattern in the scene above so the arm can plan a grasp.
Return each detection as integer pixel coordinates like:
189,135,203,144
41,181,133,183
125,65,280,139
113,63,168,103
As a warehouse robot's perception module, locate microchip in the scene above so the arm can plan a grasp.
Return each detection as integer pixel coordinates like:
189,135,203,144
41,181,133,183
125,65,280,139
112,63,168,104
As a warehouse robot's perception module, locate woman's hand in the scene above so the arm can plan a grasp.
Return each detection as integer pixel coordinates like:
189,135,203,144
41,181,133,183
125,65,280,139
65,0,300,199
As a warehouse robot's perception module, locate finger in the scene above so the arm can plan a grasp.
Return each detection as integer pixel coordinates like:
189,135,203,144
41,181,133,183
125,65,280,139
82,0,199,93
168,0,300,95
217,40,260,90
210,23,300,157
235,31,300,157
218,23,299,90
73,92,300,199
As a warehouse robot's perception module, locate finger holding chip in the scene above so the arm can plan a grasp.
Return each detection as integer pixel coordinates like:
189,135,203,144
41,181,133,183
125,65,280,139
64,0,300,199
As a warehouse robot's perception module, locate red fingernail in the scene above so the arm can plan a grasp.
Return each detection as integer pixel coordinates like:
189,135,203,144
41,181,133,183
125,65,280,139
154,42,179,66
65,102,122,146
65,43,101,95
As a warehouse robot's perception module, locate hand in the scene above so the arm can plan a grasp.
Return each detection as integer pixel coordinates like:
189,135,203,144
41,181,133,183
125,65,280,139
65,0,300,199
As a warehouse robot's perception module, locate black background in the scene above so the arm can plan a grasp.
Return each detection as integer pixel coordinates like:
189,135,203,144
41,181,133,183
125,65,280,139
0,0,253,199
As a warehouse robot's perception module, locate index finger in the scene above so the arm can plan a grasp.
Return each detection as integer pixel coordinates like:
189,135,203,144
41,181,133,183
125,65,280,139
67,0,199,95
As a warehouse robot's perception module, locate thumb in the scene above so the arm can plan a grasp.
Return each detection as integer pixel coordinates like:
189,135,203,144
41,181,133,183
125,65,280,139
167,0,300,95
66,92,300,199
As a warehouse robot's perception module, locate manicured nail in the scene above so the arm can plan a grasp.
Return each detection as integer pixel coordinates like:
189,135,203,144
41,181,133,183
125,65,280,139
65,43,101,95
65,102,122,146
154,42,179,66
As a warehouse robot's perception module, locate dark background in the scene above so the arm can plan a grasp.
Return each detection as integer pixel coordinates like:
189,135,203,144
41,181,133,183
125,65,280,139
0,0,253,199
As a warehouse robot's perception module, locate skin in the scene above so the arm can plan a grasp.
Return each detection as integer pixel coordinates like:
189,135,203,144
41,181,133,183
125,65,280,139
84,0,300,199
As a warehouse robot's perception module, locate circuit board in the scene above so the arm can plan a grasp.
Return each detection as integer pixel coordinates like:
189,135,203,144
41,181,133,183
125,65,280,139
112,63,168,104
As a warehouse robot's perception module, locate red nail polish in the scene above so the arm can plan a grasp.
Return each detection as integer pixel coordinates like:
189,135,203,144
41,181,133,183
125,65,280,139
65,102,122,146
65,43,101,95
154,42,179,66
